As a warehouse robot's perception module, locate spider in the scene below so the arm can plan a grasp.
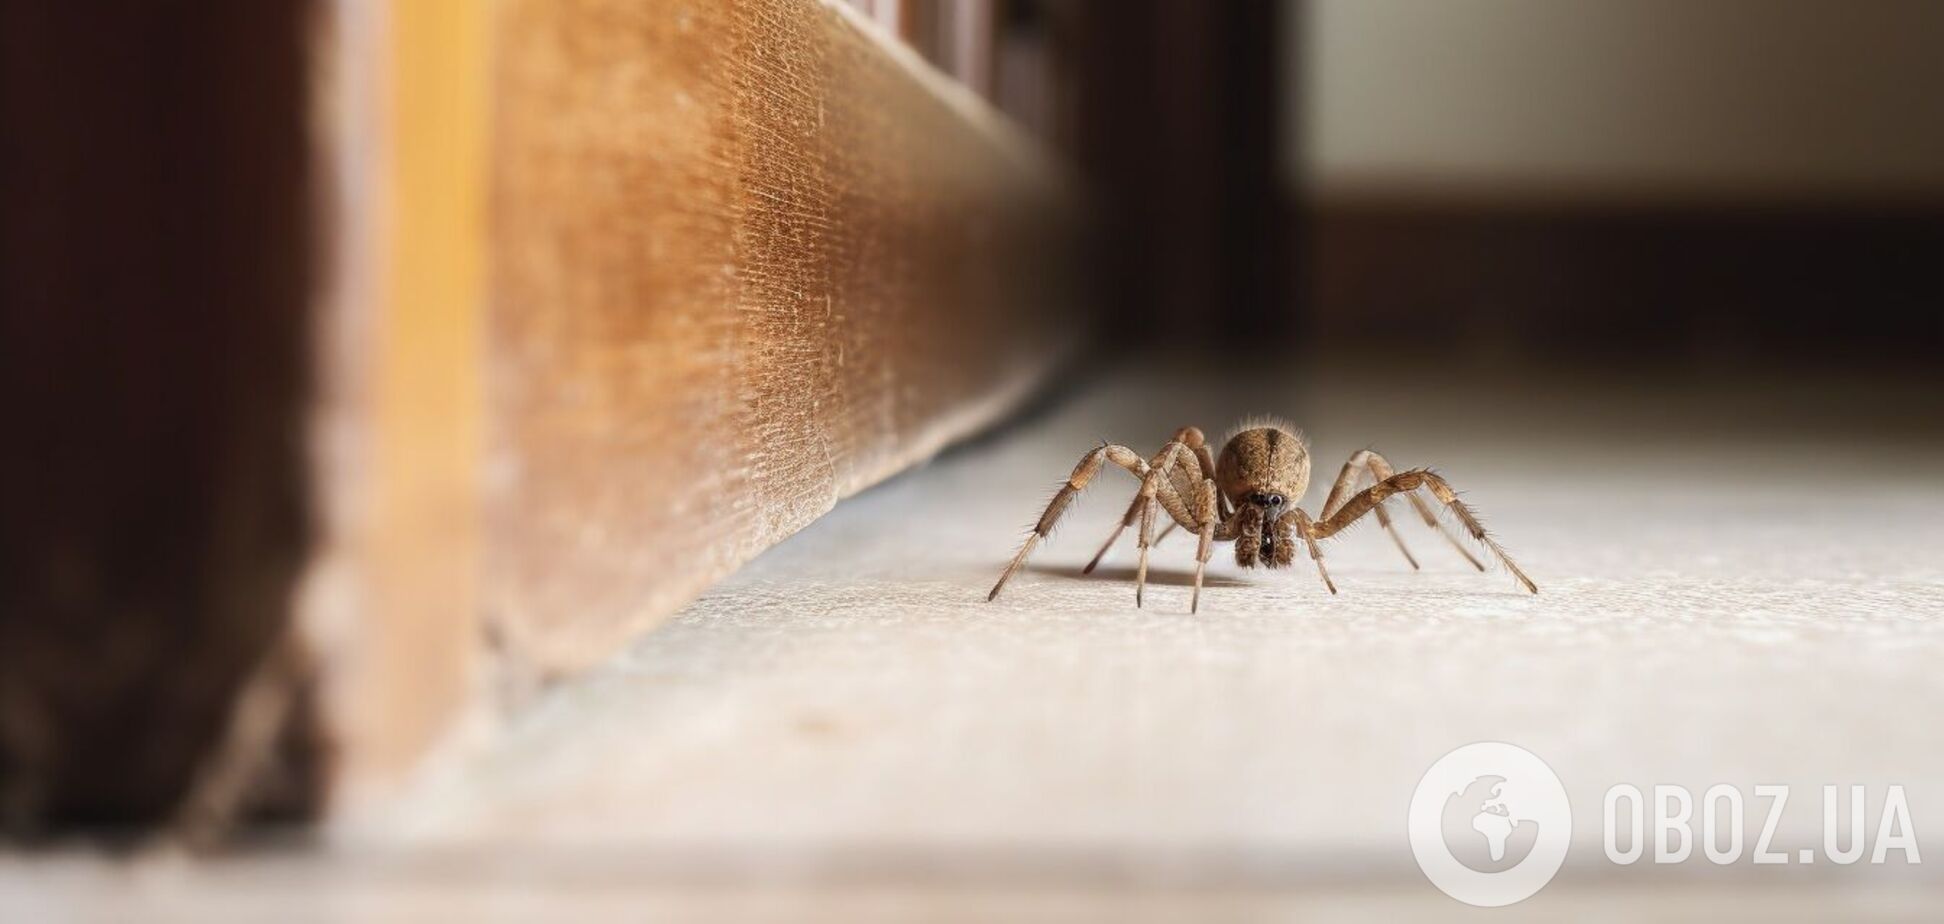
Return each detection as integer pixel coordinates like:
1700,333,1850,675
986,423,1538,612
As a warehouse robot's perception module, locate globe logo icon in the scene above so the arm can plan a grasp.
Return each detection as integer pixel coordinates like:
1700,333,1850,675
1441,775,1542,872
1409,742,1572,907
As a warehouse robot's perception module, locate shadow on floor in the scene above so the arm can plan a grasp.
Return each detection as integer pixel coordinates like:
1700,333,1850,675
1025,562,1251,589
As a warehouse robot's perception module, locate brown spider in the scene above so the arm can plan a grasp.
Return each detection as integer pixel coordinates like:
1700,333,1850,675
987,423,1538,612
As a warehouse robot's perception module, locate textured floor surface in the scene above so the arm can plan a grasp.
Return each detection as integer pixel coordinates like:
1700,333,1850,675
8,361,1943,920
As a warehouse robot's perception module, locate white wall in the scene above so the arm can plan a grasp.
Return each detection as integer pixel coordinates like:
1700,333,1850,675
1295,0,1944,199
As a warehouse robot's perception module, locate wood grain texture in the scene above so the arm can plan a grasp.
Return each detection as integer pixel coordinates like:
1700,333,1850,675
487,0,1069,678
0,0,1067,829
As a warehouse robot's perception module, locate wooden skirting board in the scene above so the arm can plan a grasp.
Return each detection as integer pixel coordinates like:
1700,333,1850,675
483,0,1068,682
0,0,1071,831
322,0,1073,815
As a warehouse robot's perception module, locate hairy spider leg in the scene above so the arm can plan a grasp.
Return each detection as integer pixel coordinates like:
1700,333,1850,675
1314,469,1536,594
988,442,1150,601
1321,449,1484,572
1083,426,1213,574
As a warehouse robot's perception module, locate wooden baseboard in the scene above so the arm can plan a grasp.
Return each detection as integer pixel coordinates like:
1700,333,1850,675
0,0,1071,831
319,0,1072,808
481,0,1070,682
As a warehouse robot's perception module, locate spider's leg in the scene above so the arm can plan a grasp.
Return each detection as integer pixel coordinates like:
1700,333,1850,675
1290,508,1337,594
1321,449,1420,570
1195,442,1231,519
1083,494,1178,575
1133,440,1196,607
1083,427,1214,574
1190,478,1222,613
1322,449,1481,572
1372,496,1419,569
1314,470,1536,593
1082,491,1141,574
1414,470,1534,591
989,443,1148,601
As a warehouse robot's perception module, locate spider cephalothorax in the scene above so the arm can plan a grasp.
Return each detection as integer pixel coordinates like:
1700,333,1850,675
1216,424,1308,568
987,423,1537,612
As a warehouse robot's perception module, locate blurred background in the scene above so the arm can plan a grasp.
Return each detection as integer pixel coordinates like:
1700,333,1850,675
883,0,1944,362
2,0,1941,917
